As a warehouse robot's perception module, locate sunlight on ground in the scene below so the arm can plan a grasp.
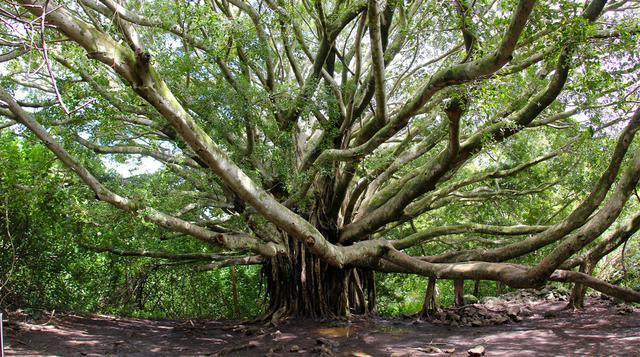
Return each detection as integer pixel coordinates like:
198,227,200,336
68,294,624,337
316,326,358,338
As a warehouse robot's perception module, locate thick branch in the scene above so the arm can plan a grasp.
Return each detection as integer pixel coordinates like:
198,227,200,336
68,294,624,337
0,88,281,258
82,244,242,260
427,106,640,264
392,224,549,250
368,0,387,127
380,248,640,303
74,134,200,168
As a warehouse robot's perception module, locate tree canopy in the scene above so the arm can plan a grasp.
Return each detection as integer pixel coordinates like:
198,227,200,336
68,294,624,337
1,0,640,318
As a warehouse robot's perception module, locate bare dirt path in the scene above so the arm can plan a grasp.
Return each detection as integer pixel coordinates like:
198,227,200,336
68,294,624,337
3,297,639,356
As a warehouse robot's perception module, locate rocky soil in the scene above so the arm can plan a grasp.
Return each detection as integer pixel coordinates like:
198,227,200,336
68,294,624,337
3,290,639,356
422,287,573,327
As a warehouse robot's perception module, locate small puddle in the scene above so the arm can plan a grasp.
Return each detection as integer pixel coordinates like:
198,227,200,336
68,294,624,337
315,326,358,338
374,324,412,334
369,323,415,342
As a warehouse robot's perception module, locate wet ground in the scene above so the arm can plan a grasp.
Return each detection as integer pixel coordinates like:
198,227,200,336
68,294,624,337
3,297,639,356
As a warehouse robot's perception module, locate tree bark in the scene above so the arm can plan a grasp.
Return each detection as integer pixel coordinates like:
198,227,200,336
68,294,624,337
454,279,465,306
262,235,376,319
567,262,593,309
421,277,439,317
231,265,240,318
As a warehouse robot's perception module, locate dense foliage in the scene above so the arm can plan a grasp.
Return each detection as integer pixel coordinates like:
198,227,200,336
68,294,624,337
0,131,267,318
1,0,640,319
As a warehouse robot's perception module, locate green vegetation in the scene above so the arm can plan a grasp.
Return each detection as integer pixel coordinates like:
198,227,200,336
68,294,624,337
0,132,266,319
1,0,640,320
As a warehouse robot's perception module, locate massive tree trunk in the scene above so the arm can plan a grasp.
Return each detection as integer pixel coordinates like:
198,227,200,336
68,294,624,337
259,165,377,319
6,0,640,322
263,235,376,319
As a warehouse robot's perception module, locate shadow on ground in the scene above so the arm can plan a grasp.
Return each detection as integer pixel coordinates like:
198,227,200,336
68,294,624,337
3,297,639,356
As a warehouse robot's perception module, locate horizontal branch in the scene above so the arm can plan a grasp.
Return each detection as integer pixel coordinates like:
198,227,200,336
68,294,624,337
74,134,200,168
391,224,549,250
81,243,242,260
0,119,17,130
379,248,640,303
0,48,29,63
193,256,264,271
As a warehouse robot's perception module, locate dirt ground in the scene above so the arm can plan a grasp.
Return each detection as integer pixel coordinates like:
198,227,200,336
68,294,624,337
3,296,639,356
